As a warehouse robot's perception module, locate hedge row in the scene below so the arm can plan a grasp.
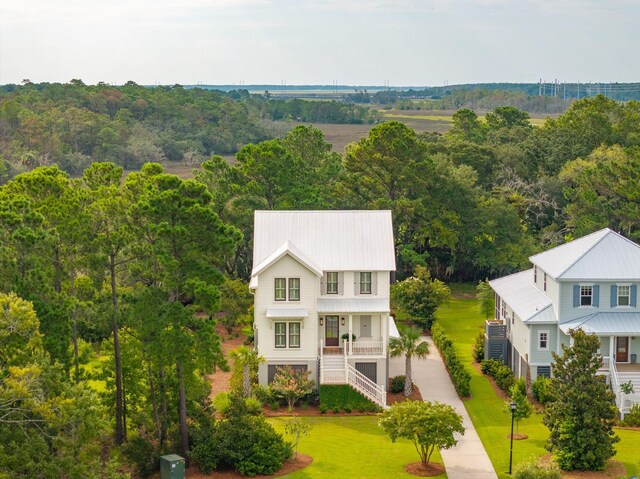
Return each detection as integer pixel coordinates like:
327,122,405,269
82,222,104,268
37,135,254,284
431,323,472,397
480,358,515,392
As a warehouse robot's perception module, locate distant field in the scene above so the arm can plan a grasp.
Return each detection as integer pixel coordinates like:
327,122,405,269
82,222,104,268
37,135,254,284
160,110,550,179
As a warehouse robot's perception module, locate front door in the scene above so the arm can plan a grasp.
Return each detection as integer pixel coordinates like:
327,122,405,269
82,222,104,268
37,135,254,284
617,337,629,363
325,315,339,347
360,315,371,338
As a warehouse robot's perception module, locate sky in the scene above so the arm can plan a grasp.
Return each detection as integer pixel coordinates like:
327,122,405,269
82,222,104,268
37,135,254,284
0,0,638,86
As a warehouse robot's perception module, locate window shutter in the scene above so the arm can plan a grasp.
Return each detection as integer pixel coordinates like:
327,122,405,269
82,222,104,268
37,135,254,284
632,285,637,307
573,285,580,307
321,273,326,295
611,285,617,308
354,272,360,296
338,272,344,295
372,272,378,295
593,285,600,307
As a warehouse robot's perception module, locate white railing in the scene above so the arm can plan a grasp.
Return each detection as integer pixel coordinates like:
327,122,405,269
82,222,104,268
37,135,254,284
319,339,324,359
350,340,384,355
610,360,622,414
346,364,387,408
600,355,610,371
622,393,640,415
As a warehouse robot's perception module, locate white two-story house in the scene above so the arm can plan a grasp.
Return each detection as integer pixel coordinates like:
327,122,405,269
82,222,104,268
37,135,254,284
250,210,398,407
488,228,640,417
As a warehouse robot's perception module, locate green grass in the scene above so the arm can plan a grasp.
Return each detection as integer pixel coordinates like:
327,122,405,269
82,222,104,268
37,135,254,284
380,111,547,126
319,385,380,412
269,416,447,479
437,284,640,478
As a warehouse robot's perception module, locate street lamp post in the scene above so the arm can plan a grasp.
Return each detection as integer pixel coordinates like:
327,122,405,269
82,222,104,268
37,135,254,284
509,401,517,475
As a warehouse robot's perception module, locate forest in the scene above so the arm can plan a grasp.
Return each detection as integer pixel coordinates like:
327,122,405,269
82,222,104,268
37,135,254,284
1,82,640,477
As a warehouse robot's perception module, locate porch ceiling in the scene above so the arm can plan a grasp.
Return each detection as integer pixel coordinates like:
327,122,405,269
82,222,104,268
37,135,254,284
560,312,640,335
317,298,389,313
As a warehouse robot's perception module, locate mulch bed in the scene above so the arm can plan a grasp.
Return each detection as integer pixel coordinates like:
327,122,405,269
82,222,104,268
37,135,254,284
186,454,313,479
506,433,528,440
540,455,627,479
263,405,379,417
387,384,423,405
405,462,446,477
207,324,246,399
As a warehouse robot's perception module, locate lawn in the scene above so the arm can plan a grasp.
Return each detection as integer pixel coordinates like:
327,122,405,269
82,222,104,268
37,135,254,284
269,416,447,479
437,284,640,478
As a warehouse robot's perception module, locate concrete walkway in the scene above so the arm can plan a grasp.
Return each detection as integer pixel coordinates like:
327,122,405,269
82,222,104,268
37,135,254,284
389,337,498,479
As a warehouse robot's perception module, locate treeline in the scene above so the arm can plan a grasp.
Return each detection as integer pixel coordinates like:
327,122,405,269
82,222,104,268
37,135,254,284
354,82,640,107
1,94,640,477
0,163,241,477
0,81,376,178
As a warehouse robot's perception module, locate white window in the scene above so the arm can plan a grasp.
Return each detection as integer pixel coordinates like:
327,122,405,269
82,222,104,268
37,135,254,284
326,272,338,294
502,299,507,319
360,272,372,294
580,285,592,306
289,322,301,348
275,278,286,301
495,294,501,319
543,273,547,292
618,285,630,306
538,331,549,351
275,322,286,348
288,278,300,301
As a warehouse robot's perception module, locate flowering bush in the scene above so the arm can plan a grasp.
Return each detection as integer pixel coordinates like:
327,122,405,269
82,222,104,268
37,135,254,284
270,367,315,411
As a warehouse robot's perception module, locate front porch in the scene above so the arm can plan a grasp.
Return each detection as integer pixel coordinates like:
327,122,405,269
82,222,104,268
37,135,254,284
317,311,391,357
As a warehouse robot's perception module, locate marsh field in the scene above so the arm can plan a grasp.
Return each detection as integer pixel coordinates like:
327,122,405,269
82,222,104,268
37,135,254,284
162,109,554,178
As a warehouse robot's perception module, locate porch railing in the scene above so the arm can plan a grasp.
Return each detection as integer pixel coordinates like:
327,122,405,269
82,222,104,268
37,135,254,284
347,339,384,355
610,359,622,414
345,363,387,408
600,355,610,371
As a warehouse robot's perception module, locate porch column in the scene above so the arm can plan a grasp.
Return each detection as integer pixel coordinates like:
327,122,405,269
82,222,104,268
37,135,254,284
610,335,616,364
348,314,353,355
382,313,388,355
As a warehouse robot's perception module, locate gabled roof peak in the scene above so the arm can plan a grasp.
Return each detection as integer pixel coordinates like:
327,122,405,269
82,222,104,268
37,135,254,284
530,228,640,280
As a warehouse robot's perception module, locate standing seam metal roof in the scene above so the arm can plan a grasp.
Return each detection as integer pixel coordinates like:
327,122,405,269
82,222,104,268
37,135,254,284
252,210,396,274
529,228,640,280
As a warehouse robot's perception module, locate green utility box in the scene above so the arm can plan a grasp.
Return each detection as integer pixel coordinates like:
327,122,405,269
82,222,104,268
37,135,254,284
160,454,185,479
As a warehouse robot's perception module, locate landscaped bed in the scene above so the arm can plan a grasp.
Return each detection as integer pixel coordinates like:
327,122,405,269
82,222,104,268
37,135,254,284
436,284,640,479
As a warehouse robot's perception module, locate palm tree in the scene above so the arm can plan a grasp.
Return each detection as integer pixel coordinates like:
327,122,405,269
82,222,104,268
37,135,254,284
389,325,430,396
229,346,264,397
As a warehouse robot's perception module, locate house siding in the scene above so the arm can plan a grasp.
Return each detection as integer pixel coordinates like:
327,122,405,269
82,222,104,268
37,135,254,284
254,255,319,361
529,324,558,365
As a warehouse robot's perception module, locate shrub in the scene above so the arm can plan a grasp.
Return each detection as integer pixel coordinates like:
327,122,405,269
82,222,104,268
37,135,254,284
245,397,263,415
122,432,162,478
341,333,357,342
190,397,292,476
472,331,485,363
532,376,555,405
390,375,406,394
513,458,561,479
319,385,381,412
481,359,515,392
319,404,328,414
622,403,640,427
213,392,232,415
253,384,272,404
270,367,315,411
431,323,471,397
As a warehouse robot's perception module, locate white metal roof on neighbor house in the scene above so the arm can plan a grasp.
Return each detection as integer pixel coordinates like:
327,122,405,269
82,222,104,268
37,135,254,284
489,269,556,323
317,298,390,313
252,210,396,276
529,228,640,280
559,312,640,335
389,316,400,338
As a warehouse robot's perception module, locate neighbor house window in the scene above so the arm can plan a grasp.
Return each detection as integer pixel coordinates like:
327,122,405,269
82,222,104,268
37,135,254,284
618,285,630,306
289,322,301,348
502,299,507,319
543,273,547,292
539,331,549,350
288,278,300,301
360,272,372,294
580,285,593,306
275,278,286,301
275,322,286,348
326,272,338,294
495,294,501,319
534,266,537,283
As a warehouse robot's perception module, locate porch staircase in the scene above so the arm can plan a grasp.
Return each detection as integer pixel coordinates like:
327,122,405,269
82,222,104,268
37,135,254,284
612,366,640,418
318,353,387,408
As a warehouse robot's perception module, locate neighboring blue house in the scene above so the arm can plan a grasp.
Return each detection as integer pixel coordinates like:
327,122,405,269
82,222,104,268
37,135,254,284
488,228,640,417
